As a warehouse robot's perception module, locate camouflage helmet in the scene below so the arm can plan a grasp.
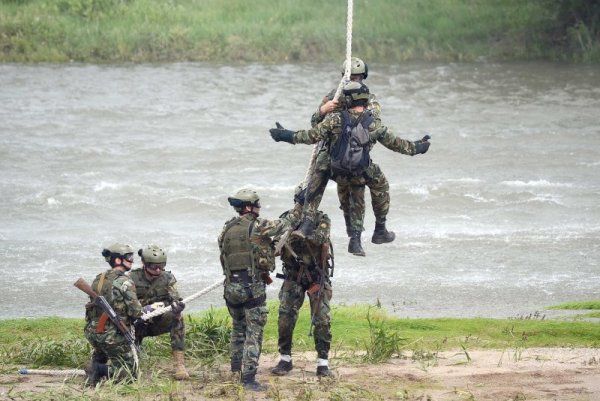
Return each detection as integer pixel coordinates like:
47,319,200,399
342,80,370,107
341,57,368,79
102,243,134,262
228,188,261,212
138,244,167,264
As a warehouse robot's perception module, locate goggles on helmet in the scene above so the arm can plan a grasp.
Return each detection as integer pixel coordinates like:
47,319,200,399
123,253,134,262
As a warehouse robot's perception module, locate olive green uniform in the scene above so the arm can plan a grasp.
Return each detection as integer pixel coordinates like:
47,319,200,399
129,269,186,351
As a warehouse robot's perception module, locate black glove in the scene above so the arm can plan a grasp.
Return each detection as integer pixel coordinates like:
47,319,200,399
133,318,147,332
414,134,431,155
170,300,185,314
270,122,295,144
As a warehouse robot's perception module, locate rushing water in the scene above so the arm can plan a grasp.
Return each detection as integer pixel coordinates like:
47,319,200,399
1,62,599,320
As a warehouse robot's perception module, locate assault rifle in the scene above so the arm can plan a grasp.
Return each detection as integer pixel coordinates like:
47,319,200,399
308,241,331,337
74,277,140,353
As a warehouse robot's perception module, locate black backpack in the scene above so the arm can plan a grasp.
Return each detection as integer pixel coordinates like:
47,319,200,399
330,110,373,177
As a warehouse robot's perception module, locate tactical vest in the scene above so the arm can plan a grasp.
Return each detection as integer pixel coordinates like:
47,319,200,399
221,216,256,277
129,269,173,305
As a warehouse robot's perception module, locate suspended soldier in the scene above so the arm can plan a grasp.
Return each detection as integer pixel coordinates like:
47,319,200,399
130,244,188,380
270,80,430,256
83,243,142,386
218,188,300,391
272,189,334,377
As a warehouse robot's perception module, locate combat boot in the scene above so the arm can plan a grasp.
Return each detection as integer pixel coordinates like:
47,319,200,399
348,231,366,256
231,360,242,373
292,217,314,239
172,351,190,380
316,365,332,377
84,360,108,387
371,221,395,244
271,359,293,376
241,373,268,391
343,214,352,237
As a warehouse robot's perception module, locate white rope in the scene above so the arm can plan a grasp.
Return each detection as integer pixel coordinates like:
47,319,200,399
302,0,353,187
19,368,86,376
141,279,223,321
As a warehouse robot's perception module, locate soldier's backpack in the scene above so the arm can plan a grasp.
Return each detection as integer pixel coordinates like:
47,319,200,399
330,110,373,177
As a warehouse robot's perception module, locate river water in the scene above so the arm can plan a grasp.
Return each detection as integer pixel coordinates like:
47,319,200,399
1,62,599,320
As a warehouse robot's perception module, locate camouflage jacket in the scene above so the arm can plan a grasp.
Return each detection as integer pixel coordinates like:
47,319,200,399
295,109,416,156
86,268,142,327
129,268,180,306
218,210,301,274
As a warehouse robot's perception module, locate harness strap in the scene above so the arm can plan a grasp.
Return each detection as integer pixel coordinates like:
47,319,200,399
225,294,266,310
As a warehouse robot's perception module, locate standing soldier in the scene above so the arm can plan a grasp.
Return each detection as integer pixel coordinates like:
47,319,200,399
129,244,188,380
83,243,142,386
271,192,334,377
218,188,300,391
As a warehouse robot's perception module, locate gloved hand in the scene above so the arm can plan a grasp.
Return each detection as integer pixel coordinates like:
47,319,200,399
142,305,154,314
414,134,431,155
133,318,147,332
270,122,295,144
170,300,185,314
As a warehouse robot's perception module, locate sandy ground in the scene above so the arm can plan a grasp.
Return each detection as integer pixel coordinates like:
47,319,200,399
2,348,599,400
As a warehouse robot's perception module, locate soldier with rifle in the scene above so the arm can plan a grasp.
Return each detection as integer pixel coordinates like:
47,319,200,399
78,243,143,386
271,190,334,377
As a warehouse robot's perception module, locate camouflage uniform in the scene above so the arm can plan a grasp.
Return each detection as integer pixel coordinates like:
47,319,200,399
311,90,390,233
129,269,185,351
277,210,332,360
84,268,142,381
294,113,417,235
218,211,298,378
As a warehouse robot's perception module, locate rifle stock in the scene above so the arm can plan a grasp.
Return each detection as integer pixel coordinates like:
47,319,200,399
74,277,139,353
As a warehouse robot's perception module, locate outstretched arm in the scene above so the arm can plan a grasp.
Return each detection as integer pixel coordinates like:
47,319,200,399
374,126,431,155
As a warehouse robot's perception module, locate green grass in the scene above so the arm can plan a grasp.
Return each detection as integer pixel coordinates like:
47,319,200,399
1,0,598,63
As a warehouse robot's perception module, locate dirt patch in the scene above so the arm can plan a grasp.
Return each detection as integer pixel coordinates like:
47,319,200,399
1,348,599,400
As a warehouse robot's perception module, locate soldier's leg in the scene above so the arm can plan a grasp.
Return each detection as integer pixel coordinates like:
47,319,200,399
164,313,189,380
273,280,305,375
241,300,268,390
365,163,395,244
104,339,139,383
347,177,367,256
309,281,332,376
295,170,330,238
335,176,352,237
227,305,246,373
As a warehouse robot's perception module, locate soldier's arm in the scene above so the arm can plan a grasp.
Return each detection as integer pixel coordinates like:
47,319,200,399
294,113,341,145
310,89,337,127
368,93,383,130
373,125,417,155
166,274,181,302
115,277,143,320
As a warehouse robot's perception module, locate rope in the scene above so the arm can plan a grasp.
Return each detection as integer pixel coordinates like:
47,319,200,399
19,368,86,376
141,279,223,321
302,0,353,187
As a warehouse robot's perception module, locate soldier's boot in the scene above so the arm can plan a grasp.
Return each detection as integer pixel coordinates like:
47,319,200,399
231,360,242,373
271,359,293,376
172,351,190,380
348,231,366,256
84,361,108,386
316,365,332,377
292,217,314,239
241,373,268,391
343,213,352,237
371,221,396,244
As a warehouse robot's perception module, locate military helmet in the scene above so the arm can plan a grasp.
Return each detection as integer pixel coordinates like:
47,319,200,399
342,81,370,107
341,57,368,79
102,243,134,262
228,188,261,212
138,244,167,264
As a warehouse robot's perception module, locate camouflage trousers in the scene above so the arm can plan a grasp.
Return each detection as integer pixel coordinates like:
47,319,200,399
334,162,390,233
302,168,330,224
224,280,268,376
135,311,186,351
84,324,139,382
277,278,332,360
